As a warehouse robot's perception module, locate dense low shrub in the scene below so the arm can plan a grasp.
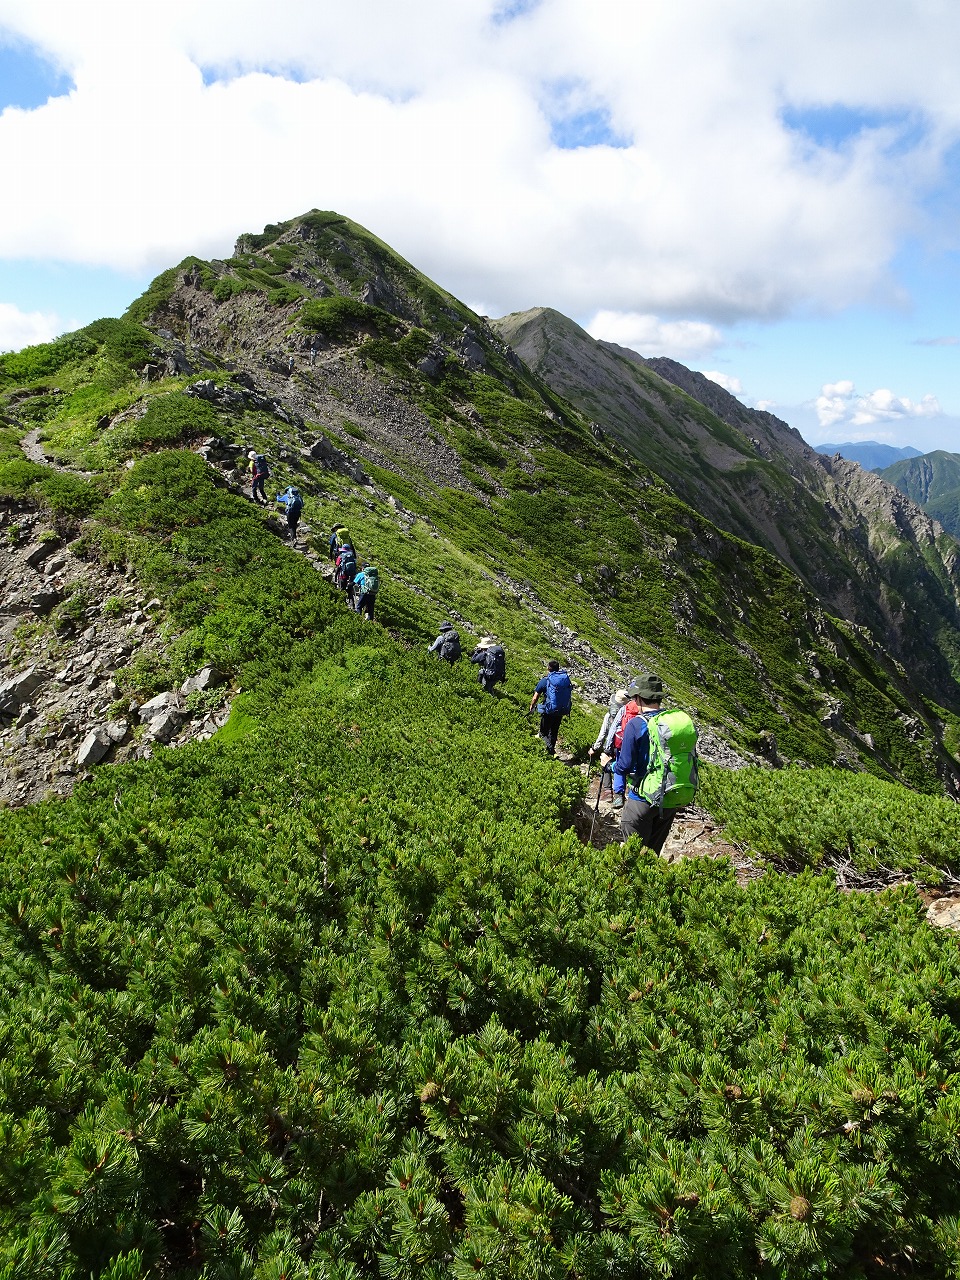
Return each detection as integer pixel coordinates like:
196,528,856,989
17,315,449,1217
699,763,960,881
0,318,152,388
101,395,219,462
0,458,106,516
2,451,960,1276
298,296,396,340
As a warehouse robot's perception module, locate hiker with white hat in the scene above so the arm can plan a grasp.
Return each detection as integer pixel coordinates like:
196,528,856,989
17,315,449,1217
469,636,506,694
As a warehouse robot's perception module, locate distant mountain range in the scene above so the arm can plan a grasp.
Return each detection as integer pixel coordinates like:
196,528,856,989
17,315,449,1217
815,441,923,469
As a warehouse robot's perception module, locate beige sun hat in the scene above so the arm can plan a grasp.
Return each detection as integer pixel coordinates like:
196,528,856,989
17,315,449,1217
476,635,496,649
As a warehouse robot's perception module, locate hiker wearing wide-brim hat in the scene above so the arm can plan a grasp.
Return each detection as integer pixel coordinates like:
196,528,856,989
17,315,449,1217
469,635,506,693
427,620,461,663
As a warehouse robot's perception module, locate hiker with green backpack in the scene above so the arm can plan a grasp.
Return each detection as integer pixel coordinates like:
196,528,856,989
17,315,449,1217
612,673,698,854
352,563,379,622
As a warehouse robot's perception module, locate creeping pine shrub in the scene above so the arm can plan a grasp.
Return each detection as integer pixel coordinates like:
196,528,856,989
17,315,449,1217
0,317,152,388
52,589,90,635
699,762,960,881
0,448,960,1275
100,394,218,461
298,295,396,339
0,457,106,517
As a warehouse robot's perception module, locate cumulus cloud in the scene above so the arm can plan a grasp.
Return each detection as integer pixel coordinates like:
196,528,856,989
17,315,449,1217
586,310,724,359
0,301,60,351
0,1,956,322
815,380,941,429
702,371,743,395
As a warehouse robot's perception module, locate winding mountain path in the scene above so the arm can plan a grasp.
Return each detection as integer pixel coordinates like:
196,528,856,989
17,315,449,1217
20,426,93,476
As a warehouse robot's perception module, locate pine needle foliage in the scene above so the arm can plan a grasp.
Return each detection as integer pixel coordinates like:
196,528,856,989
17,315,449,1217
1,452,960,1276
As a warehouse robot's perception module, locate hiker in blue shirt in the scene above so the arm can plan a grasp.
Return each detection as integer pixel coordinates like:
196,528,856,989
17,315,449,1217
529,659,572,756
611,673,675,853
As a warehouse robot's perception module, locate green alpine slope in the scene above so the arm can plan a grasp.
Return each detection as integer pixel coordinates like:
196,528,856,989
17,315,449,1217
2,211,960,1276
879,450,960,540
491,309,960,713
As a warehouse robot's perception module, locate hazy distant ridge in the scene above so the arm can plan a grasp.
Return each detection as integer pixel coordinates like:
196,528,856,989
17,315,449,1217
815,441,923,469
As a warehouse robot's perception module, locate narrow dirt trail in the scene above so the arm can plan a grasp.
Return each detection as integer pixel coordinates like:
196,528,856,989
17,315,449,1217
19,426,95,477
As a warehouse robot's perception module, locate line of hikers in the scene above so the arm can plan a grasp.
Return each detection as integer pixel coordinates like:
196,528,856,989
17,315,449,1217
328,524,378,621
427,623,697,852
240,451,696,854
238,448,381,617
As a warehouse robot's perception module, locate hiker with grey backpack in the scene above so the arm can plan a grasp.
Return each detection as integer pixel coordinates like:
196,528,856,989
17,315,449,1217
611,673,698,853
428,622,462,663
470,636,506,694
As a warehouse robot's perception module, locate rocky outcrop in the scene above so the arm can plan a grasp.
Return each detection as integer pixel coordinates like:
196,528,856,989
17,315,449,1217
0,503,234,808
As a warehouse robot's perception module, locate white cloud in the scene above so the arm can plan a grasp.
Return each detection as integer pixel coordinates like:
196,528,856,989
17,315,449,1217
0,1,957,323
815,380,942,429
822,379,855,399
587,310,724,358
0,301,60,351
755,398,777,411
702,370,743,395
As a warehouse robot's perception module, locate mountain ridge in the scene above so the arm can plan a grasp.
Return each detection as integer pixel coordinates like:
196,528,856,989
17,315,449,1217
2,209,959,799
491,306,960,717
6,210,960,1274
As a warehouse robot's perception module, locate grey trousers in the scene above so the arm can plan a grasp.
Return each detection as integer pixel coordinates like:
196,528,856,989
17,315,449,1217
619,798,676,853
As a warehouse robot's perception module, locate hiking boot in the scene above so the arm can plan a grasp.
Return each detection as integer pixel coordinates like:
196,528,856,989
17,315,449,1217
611,793,624,810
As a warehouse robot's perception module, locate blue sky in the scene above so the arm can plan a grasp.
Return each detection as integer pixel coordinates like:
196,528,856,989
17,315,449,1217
1,0,959,452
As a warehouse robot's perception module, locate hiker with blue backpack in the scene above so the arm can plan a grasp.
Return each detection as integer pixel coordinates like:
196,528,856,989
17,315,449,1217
529,659,572,756
352,563,379,621
335,541,358,595
611,673,698,853
275,486,304,541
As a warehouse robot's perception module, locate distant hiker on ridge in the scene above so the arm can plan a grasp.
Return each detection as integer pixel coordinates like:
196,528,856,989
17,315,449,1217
470,636,506,694
427,621,461,663
611,673,699,853
529,659,573,756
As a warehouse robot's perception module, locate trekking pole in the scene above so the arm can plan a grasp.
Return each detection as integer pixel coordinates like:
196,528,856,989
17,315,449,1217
588,765,607,845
